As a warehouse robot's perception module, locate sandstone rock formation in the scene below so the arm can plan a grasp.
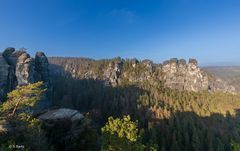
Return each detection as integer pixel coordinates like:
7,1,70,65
208,77,236,93
16,53,35,85
38,108,84,122
48,57,237,94
162,58,209,91
0,48,52,107
104,60,123,86
35,52,50,83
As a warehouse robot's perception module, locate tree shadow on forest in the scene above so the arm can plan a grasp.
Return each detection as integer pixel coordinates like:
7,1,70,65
147,109,240,151
45,63,151,150
49,63,240,151
49,63,149,123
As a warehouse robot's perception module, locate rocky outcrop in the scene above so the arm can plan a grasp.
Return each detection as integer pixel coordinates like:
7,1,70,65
35,52,50,83
162,58,209,91
208,77,236,94
48,57,237,94
0,48,52,107
38,108,84,122
104,60,123,86
16,53,35,85
162,58,236,93
37,108,88,151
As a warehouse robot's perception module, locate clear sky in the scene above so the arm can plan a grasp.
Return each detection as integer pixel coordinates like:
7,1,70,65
0,0,240,65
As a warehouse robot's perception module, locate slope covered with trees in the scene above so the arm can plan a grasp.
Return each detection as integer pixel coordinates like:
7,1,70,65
1,57,240,151
48,58,240,151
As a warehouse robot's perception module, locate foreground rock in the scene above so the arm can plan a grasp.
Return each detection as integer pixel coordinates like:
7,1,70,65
38,108,84,122
38,108,85,147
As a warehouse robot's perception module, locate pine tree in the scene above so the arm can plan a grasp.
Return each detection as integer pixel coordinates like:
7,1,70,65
2,82,46,117
0,82,49,151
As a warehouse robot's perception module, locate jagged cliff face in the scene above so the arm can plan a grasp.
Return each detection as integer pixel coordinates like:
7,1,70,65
0,48,52,106
161,58,236,93
162,58,209,91
0,48,236,100
48,57,237,94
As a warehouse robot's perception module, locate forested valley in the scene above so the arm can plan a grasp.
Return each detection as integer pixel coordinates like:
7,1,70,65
1,56,240,151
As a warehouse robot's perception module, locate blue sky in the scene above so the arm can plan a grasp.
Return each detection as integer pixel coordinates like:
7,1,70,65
0,0,240,65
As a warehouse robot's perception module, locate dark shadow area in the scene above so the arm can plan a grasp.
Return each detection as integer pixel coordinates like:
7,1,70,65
2,63,239,150
49,63,148,123
144,110,240,151
41,63,149,150
48,63,240,151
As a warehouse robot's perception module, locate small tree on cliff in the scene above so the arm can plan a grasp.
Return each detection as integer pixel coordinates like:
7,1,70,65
2,81,46,117
0,82,50,151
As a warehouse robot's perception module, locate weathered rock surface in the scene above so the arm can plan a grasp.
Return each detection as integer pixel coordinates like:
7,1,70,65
161,58,236,93
35,52,50,83
37,108,87,151
203,66,240,92
162,58,209,91
16,53,35,85
48,57,237,94
103,60,123,86
0,48,52,107
208,77,236,93
38,108,84,122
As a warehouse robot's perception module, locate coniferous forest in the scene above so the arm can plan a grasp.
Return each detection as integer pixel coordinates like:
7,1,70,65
2,57,240,151
1,1,240,151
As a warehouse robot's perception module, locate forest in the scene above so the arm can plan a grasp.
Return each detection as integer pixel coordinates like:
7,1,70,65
2,0,240,150
1,59,240,151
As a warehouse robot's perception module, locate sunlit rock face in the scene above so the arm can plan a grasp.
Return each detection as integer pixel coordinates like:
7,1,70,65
104,60,123,86
48,56,237,94
0,48,52,107
162,58,209,91
208,78,236,94
16,52,35,85
162,58,236,93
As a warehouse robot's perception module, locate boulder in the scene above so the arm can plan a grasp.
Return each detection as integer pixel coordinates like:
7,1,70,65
38,108,84,122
